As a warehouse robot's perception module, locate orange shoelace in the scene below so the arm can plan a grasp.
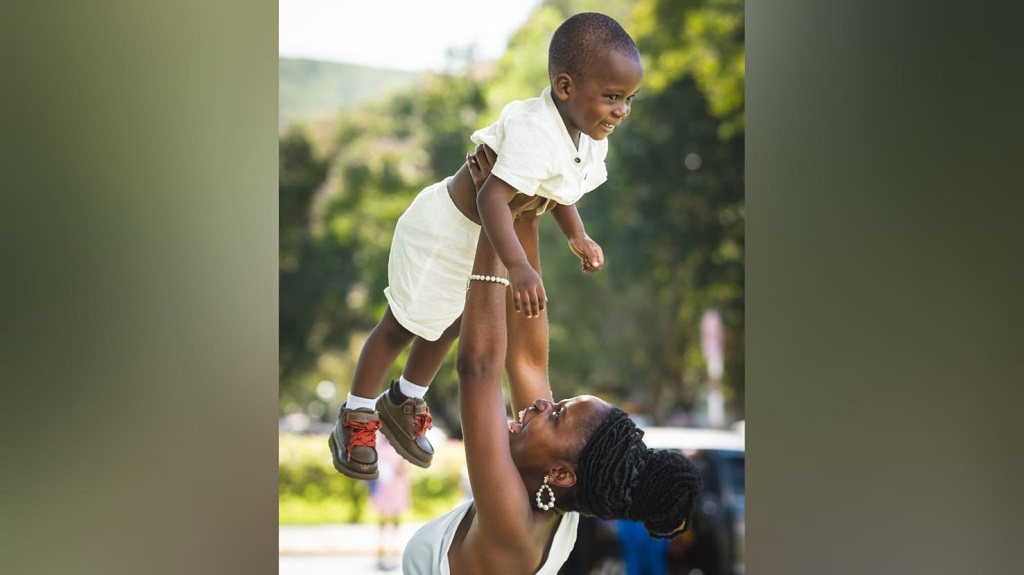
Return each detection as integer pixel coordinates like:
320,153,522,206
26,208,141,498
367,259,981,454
414,410,433,437
343,418,381,461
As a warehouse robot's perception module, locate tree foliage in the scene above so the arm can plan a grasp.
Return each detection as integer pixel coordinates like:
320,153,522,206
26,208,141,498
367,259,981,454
633,0,745,139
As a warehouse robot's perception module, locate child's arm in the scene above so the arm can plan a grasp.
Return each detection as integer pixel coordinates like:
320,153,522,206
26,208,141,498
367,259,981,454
477,174,547,319
550,203,605,273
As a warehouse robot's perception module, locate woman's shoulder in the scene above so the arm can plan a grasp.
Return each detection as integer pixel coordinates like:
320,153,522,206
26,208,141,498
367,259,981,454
454,517,545,575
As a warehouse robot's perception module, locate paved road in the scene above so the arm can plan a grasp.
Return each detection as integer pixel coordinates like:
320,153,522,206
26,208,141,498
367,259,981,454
280,553,399,574
279,522,426,575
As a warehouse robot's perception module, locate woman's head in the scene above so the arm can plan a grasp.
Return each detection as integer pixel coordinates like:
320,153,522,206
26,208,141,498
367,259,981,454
509,396,702,538
547,404,702,539
572,409,702,538
508,396,613,479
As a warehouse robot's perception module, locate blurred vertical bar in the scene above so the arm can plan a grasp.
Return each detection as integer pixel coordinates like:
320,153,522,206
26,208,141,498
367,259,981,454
4,2,279,574
747,0,1020,574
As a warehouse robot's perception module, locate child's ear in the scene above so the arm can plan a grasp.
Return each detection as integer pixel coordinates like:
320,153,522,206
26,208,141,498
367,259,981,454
552,73,573,101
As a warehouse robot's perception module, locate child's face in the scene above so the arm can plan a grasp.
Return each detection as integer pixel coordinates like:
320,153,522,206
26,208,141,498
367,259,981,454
564,49,644,142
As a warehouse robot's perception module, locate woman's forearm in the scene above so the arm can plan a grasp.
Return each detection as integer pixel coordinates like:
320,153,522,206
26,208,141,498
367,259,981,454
456,231,507,382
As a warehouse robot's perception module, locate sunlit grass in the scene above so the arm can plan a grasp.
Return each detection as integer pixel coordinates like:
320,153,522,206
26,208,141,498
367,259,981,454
279,432,467,525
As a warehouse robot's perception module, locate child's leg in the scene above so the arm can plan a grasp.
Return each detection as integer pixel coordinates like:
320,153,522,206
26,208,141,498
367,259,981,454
329,306,414,480
349,306,417,399
402,315,462,385
505,213,554,415
376,316,461,469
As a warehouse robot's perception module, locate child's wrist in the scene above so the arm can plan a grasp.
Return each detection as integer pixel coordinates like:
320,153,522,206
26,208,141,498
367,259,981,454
507,258,532,269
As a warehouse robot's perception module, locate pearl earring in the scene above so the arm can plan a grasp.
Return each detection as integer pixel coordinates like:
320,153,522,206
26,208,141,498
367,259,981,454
535,474,556,511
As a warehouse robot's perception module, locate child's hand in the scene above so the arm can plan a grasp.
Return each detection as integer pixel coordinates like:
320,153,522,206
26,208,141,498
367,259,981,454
466,144,497,191
508,261,547,318
567,235,604,273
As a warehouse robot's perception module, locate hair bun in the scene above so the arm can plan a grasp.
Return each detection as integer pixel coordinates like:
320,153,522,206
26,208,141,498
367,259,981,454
573,410,703,540
632,448,703,539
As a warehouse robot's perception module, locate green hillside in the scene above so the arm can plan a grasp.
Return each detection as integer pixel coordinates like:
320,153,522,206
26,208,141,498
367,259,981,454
279,58,423,126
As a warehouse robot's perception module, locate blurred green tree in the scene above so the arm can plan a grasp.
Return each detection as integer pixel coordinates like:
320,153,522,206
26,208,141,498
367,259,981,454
279,126,331,402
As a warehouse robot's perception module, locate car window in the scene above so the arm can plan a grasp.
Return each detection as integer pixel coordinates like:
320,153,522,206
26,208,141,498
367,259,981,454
691,452,720,496
725,453,745,496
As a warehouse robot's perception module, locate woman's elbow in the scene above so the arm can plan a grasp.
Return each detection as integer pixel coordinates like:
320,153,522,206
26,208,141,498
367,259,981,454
456,353,502,383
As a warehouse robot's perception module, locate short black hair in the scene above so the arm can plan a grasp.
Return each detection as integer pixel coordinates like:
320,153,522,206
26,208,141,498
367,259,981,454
565,407,703,539
548,12,641,82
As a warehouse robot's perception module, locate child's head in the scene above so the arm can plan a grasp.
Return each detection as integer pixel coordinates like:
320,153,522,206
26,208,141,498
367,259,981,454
548,13,641,83
547,13,644,142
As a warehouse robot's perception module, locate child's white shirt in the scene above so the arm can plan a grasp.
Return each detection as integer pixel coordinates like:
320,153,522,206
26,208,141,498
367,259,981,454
470,87,609,213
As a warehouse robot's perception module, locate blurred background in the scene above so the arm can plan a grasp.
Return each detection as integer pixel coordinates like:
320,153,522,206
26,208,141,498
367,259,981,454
279,0,743,573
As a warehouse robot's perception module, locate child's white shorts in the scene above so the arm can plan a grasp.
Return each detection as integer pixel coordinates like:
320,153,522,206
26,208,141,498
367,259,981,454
385,177,481,341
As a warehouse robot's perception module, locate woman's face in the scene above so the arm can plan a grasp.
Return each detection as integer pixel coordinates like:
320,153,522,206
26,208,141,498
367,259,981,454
508,395,613,471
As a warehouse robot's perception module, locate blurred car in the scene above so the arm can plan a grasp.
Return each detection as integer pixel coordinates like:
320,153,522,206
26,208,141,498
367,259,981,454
558,425,745,575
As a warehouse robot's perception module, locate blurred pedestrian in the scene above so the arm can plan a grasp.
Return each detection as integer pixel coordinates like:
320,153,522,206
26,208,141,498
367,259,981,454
617,519,669,575
369,435,411,571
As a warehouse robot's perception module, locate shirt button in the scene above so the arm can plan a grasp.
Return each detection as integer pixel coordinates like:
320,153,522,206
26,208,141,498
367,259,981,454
574,157,581,163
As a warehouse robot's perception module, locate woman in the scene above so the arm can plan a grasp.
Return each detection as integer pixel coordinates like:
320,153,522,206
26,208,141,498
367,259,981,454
402,146,702,574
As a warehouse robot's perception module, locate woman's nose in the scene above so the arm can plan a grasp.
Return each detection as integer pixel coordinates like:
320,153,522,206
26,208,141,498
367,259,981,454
533,398,553,412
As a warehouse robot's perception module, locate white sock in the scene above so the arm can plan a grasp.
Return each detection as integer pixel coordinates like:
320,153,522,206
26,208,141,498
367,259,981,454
398,376,429,399
346,393,377,411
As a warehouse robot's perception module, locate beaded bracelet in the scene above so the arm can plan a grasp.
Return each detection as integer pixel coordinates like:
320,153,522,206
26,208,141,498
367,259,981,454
468,274,510,287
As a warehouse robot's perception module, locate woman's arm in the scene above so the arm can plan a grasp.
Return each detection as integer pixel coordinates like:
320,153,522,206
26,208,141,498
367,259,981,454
467,145,553,417
457,150,535,543
456,231,534,538
505,213,554,415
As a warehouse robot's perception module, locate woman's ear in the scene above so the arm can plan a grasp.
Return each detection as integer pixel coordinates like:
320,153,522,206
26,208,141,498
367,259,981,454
552,73,573,101
548,465,577,489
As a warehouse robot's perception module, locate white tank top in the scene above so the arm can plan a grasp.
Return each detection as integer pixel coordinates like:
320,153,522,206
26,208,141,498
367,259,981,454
402,498,580,574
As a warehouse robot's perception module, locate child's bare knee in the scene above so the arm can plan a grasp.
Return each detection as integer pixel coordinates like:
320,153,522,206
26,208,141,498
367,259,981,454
377,312,414,348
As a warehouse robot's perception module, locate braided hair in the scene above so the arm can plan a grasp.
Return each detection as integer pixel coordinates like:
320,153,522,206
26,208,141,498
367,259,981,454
567,408,703,539
548,12,641,82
